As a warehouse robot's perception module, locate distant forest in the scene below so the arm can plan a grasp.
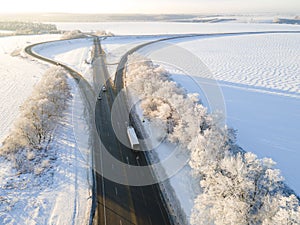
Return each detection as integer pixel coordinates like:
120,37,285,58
0,13,198,22
0,21,58,34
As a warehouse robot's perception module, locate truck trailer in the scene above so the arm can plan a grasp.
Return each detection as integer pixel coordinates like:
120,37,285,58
127,126,140,152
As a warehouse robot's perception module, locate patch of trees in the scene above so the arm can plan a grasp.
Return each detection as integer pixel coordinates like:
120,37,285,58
273,17,300,25
126,54,300,224
61,30,87,39
0,21,58,34
61,30,114,40
92,30,114,36
0,67,71,174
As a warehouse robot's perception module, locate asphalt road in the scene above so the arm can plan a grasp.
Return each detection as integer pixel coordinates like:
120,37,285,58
93,37,172,225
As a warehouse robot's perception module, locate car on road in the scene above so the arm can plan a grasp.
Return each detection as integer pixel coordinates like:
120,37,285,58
97,95,102,100
102,85,107,92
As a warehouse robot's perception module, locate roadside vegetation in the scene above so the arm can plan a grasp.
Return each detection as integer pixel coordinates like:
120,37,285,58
0,66,71,175
61,29,114,39
126,54,300,225
61,30,87,39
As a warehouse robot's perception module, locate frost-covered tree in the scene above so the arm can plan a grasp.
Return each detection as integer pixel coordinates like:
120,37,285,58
0,66,71,173
191,151,300,225
61,30,85,39
260,194,300,225
126,54,208,147
18,66,70,147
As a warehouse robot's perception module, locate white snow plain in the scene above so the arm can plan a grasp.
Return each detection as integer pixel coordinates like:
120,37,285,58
0,34,60,144
176,33,300,96
55,22,300,35
168,33,300,193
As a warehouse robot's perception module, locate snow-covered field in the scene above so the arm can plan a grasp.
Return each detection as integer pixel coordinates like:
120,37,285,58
55,21,300,35
175,33,300,96
0,34,60,144
0,30,14,34
168,33,300,193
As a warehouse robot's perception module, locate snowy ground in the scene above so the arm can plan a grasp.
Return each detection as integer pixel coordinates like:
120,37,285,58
0,35,94,224
175,33,300,96
0,77,93,224
0,34,60,144
55,22,300,35
168,33,300,193
0,30,14,34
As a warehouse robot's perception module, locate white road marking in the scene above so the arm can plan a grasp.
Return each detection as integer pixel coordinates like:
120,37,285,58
148,215,153,225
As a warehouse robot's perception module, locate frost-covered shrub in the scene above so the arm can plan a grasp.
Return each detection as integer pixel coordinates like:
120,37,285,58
26,150,35,161
61,30,85,39
41,159,50,168
126,54,208,146
190,152,293,225
34,167,44,176
10,48,22,57
93,30,114,36
125,53,300,225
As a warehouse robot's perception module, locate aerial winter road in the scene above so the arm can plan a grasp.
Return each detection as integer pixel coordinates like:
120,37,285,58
25,30,300,224
93,37,172,225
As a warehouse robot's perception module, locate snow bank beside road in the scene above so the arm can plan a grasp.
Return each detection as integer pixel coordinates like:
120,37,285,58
33,38,94,84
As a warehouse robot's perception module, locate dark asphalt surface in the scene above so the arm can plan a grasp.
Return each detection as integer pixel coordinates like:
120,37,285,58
93,37,172,225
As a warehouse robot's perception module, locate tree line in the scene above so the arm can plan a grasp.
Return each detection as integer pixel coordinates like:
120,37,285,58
0,21,58,34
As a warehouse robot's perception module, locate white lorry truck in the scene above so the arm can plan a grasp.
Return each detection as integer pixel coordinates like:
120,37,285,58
127,126,140,152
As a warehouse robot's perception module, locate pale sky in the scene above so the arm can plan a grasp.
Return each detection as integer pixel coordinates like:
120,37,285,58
0,0,299,14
